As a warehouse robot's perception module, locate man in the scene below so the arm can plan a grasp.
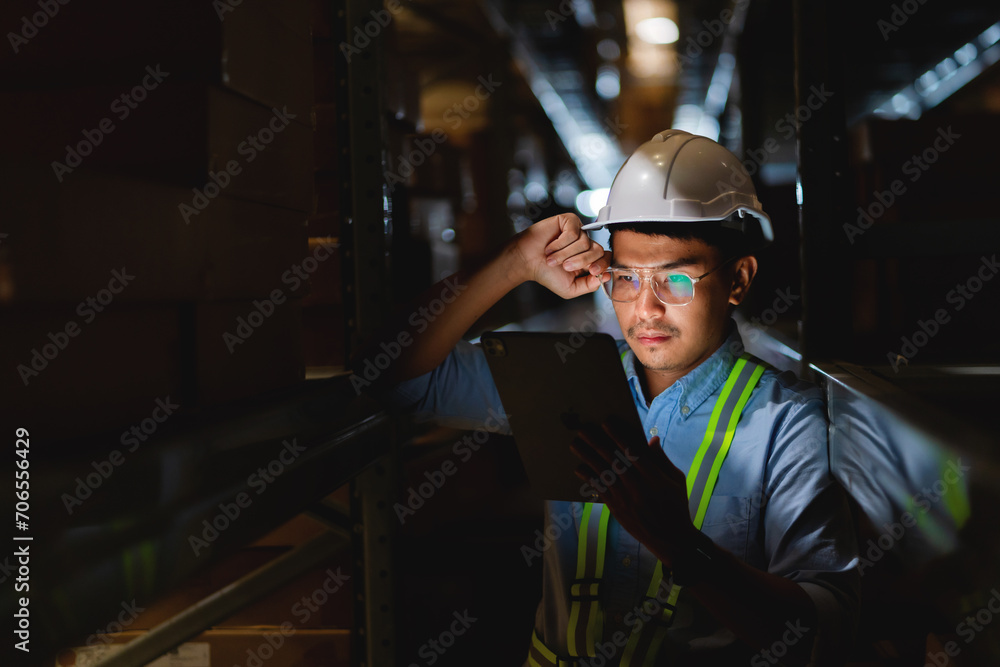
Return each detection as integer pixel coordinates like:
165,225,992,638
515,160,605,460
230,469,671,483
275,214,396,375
362,130,859,665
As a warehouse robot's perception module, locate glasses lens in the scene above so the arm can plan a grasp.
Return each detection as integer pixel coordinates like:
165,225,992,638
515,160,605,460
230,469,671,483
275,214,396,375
653,273,694,305
604,270,640,302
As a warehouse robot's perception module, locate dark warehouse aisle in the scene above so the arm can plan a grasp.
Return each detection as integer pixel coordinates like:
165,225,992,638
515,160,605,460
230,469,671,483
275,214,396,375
1,1,1000,666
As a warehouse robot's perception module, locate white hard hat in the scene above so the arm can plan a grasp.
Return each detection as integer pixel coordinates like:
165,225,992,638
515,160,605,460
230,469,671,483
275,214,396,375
580,129,773,243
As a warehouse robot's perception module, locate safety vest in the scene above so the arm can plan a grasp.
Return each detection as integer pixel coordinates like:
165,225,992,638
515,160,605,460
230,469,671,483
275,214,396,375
527,353,766,667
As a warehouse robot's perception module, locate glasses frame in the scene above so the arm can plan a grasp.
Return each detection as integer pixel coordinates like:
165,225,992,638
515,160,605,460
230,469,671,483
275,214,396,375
600,255,739,307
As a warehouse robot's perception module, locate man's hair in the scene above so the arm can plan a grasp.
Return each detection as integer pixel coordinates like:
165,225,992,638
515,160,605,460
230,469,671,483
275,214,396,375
607,214,762,261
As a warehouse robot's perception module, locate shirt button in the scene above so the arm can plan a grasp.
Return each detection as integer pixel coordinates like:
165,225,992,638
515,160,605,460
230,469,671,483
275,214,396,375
681,405,690,415
623,556,631,567
649,427,658,436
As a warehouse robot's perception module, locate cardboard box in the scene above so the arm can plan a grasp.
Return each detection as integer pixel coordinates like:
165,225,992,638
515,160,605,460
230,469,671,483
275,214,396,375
0,164,307,303
132,544,352,630
302,305,347,369
0,0,312,119
57,628,350,667
313,103,339,172
2,305,183,440
194,299,303,406
299,240,341,307
0,84,312,212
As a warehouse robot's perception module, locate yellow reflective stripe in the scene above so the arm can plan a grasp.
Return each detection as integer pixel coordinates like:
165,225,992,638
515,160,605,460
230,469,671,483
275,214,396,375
532,629,559,664
942,460,971,529
624,356,765,667
567,605,583,655
644,561,663,597
692,362,764,528
641,626,670,667
686,357,747,499
585,602,602,656
667,583,681,607
621,630,639,665
569,503,608,657
575,503,593,578
571,582,600,597
594,504,611,577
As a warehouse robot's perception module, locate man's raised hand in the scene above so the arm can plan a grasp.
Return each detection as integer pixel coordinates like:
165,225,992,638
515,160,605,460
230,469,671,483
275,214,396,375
505,212,610,299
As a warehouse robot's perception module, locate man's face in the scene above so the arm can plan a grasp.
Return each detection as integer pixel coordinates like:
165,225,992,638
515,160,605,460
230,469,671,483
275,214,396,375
610,229,738,376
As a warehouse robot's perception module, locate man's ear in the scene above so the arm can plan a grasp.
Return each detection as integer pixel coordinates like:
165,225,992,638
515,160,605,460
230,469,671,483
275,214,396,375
728,255,758,306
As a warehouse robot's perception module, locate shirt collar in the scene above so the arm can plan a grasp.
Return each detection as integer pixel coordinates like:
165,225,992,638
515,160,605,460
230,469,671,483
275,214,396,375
622,318,745,418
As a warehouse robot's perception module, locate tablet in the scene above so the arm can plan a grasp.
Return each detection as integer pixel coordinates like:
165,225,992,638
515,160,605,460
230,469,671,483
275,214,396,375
480,330,646,502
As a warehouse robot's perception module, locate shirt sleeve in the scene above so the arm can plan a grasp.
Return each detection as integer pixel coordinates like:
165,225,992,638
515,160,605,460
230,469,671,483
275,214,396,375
377,339,513,435
761,383,861,665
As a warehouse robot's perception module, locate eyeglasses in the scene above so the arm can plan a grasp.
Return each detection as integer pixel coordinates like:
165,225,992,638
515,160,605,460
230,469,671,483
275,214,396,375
600,256,737,306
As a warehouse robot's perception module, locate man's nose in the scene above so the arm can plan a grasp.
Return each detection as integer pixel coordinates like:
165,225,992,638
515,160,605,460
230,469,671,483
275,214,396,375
634,278,665,319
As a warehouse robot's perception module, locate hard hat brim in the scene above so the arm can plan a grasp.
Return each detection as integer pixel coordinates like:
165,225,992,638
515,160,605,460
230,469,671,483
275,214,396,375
581,209,773,243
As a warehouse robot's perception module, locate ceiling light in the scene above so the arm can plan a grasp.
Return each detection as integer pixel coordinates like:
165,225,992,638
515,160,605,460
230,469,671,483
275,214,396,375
635,17,678,45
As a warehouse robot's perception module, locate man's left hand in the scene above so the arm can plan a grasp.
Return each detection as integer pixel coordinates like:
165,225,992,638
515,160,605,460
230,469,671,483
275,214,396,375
569,417,699,567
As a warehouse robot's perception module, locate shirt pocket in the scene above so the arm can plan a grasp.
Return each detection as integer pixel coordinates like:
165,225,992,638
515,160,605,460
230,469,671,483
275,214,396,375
699,495,751,562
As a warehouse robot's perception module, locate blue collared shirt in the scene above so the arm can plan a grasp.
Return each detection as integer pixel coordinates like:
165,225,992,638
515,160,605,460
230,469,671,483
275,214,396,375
383,320,859,665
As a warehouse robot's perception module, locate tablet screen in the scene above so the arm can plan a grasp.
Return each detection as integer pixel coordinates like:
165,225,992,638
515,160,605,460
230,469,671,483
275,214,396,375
481,330,646,502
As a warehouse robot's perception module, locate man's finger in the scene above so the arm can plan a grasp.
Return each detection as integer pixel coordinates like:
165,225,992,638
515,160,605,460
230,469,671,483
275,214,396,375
558,237,603,271
545,232,597,271
542,214,585,258
600,417,648,464
643,435,686,484
586,248,613,276
569,434,611,476
567,271,606,296
574,423,620,468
